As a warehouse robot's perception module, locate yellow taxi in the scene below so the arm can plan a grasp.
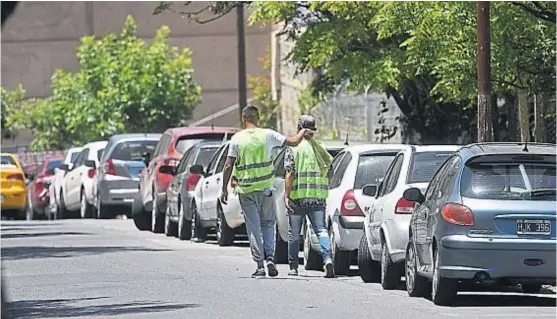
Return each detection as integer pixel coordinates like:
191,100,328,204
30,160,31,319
1,153,27,217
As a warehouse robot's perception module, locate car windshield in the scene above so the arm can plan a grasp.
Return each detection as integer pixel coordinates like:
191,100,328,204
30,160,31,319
354,154,396,189
461,162,556,200
110,140,158,161
0,155,17,167
46,159,63,169
196,147,219,167
97,149,104,161
408,151,453,183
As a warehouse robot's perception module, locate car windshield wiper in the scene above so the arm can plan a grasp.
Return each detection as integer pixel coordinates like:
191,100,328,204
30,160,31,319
524,189,557,197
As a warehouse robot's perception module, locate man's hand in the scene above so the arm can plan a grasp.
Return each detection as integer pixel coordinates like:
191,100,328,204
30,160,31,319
220,188,228,205
284,196,295,214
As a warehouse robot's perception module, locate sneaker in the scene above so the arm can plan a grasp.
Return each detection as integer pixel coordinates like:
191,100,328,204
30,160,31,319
324,261,335,278
266,260,279,277
251,268,266,278
288,268,298,276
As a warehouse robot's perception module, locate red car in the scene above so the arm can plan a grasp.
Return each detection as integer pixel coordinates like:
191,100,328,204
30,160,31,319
26,157,64,220
133,126,238,232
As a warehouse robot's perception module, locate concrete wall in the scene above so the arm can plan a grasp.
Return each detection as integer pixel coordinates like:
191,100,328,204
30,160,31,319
1,1,270,148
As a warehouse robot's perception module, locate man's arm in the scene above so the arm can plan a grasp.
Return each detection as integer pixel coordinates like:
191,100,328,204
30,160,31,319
222,156,236,192
285,170,294,199
283,147,295,198
283,129,307,147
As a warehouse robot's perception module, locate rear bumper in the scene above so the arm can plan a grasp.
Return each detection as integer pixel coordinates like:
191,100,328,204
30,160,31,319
1,188,26,211
439,235,556,282
98,179,139,206
222,194,244,229
333,215,364,251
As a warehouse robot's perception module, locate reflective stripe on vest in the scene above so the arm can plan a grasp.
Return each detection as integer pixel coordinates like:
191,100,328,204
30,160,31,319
290,139,329,200
233,128,274,194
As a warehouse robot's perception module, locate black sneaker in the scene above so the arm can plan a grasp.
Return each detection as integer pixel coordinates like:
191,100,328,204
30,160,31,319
266,260,278,277
288,268,298,276
251,269,265,278
324,261,335,278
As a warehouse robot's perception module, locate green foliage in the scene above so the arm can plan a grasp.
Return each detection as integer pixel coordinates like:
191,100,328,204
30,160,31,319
1,84,26,139
7,16,201,150
247,49,278,129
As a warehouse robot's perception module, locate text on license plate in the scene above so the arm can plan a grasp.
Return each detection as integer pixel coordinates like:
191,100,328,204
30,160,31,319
516,219,551,235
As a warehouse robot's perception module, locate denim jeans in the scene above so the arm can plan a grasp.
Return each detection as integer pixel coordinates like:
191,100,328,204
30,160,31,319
239,190,276,268
288,206,332,269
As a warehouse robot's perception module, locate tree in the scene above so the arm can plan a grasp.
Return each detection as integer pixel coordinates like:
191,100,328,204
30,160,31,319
247,49,278,129
1,84,26,139
7,16,202,150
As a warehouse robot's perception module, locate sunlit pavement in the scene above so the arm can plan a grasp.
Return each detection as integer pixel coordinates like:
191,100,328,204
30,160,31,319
1,219,555,319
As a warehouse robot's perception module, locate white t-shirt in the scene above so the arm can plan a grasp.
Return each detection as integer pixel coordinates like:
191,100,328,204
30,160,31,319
227,128,286,160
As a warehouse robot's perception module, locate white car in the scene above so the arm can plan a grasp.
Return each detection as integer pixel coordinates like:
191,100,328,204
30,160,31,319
51,147,82,216
59,141,108,218
359,145,460,289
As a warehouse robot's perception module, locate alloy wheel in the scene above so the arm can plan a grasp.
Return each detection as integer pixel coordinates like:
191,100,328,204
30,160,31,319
80,195,87,218
406,244,416,292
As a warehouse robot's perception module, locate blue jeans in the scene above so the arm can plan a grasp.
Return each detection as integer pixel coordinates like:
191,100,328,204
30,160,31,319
288,206,332,268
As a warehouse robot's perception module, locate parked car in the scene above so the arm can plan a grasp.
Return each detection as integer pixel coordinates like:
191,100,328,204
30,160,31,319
161,140,221,239
51,147,82,216
26,157,63,220
403,142,556,305
93,134,161,219
358,145,460,288
135,126,237,233
59,141,107,219
0,153,27,219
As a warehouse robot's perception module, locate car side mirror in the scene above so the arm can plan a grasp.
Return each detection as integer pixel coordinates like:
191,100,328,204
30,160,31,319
45,168,55,175
84,160,96,169
142,152,151,166
59,164,70,172
362,184,378,197
190,164,205,176
159,165,175,175
403,187,425,204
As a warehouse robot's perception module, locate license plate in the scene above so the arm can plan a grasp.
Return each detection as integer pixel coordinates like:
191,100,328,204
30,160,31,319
516,219,551,235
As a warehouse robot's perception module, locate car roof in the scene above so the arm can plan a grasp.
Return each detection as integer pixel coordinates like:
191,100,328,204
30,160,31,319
344,143,408,154
459,142,556,157
82,140,108,148
67,147,83,153
109,133,162,142
197,140,223,149
408,145,462,153
165,126,239,137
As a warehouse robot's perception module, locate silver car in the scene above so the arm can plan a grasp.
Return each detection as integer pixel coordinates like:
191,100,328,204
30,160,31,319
403,142,556,306
94,134,161,218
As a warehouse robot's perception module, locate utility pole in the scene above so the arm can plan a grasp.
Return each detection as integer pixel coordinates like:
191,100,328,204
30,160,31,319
236,3,248,124
476,1,493,142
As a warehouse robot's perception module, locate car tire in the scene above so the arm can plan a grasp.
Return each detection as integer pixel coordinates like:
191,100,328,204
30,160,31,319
330,228,351,275
358,233,380,283
58,191,69,219
96,196,112,220
304,224,323,271
190,202,206,242
164,207,178,237
80,190,94,219
274,225,288,264
406,241,431,297
151,192,164,234
521,283,542,294
381,242,401,290
216,205,234,246
177,200,192,240
432,247,458,306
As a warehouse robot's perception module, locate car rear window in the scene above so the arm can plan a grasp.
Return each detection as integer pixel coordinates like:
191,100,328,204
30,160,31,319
70,152,79,163
407,152,453,183
0,155,17,167
195,147,219,166
46,160,63,169
97,149,104,161
175,134,233,154
110,140,158,161
354,154,396,189
461,161,556,200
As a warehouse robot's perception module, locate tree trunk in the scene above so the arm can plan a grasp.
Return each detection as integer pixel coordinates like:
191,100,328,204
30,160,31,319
517,88,530,142
534,93,547,142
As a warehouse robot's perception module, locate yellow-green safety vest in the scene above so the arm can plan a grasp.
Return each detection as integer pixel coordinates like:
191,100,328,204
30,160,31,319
233,128,275,194
290,139,329,200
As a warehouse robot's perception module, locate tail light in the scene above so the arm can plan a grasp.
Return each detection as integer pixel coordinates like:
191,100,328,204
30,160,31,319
441,203,474,226
87,168,95,178
340,190,363,216
230,177,237,189
185,174,201,191
7,174,24,181
103,159,116,175
395,197,415,214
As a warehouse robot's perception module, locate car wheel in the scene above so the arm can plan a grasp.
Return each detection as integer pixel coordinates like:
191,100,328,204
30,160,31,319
216,205,234,246
177,200,192,240
381,242,401,290
80,190,93,219
521,283,542,294
432,247,458,306
190,202,206,242
59,191,69,219
151,193,164,233
358,232,380,283
330,228,350,275
96,196,111,219
304,224,323,271
406,241,431,297
274,225,288,264
164,207,178,237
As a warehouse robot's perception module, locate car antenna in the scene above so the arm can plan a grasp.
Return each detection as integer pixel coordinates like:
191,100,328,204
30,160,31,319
211,105,215,130
344,117,350,146
522,139,529,152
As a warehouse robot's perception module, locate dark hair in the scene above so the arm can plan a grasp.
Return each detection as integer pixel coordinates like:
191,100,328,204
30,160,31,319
242,105,259,124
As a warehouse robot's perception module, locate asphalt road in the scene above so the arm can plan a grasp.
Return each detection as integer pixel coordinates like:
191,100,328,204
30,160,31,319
1,219,555,319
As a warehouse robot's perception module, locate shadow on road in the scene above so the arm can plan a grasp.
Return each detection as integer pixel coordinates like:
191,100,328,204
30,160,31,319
5,297,200,318
1,232,94,240
450,293,556,307
1,246,173,261
1,223,63,228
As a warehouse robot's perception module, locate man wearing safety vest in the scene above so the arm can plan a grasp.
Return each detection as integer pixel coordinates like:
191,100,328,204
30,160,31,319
283,115,335,278
220,105,310,278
